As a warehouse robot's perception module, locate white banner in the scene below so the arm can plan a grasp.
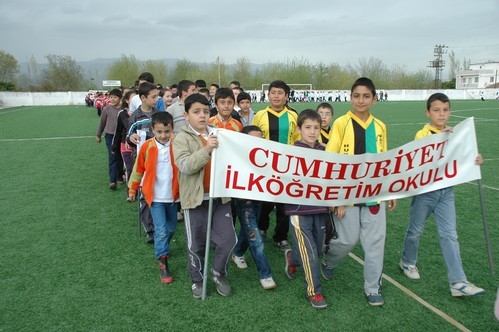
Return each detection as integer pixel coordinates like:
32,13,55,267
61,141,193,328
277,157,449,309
210,117,481,206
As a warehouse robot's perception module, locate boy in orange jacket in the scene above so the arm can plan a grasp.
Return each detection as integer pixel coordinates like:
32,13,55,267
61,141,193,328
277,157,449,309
129,112,179,284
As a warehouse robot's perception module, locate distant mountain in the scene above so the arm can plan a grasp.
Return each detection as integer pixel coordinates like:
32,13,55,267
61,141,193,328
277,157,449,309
17,57,264,87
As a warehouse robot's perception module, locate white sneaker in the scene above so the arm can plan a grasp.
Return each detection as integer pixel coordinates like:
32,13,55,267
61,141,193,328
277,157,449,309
399,260,420,280
260,277,276,290
231,254,248,269
450,281,485,297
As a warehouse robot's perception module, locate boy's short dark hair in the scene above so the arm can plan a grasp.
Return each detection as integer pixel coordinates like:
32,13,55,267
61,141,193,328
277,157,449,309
210,83,219,89
268,80,290,96
316,102,333,115
151,111,174,128
229,80,240,87
138,82,158,98
198,88,209,95
426,92,450,110
242,125,262,135
237,91,251,104
215,87,235,103
195,79,207,88
138,72,155,84
297,109,322,127
185,93,210,113
109,88,123,99
351,77,376,96
178,80,195,98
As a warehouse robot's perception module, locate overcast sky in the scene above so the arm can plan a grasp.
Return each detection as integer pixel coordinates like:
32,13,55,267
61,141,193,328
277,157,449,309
1,0,498,75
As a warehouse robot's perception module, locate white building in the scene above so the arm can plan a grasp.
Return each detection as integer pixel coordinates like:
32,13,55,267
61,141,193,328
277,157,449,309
456,62,499,89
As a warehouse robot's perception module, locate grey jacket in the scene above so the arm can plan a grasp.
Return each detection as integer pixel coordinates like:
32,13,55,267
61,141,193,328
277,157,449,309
173,125,230,209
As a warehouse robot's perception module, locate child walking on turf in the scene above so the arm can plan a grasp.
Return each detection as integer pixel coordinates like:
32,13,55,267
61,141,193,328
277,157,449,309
128,112,179,284
322,77,397,307
231,125,276,290
399,92,484,297
173,93,237,299
284,109,329,309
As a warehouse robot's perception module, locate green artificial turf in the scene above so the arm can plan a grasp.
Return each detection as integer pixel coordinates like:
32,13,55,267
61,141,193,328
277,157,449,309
1,101,498,331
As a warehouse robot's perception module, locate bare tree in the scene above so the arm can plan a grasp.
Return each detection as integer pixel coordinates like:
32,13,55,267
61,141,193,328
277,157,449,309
448,51,460,81
40,54,84,91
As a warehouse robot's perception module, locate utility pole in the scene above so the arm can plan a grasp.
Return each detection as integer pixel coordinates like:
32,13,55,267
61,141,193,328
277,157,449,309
428,45,448,89
217,57,221,87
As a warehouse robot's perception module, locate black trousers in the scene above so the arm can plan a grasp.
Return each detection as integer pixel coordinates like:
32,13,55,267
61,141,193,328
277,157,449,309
258,202,289,243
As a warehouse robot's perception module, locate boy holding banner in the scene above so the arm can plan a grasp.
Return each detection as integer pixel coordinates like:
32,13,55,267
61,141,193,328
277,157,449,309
399,92,484,297
173,93,237,299
322,77,397,307
284,109,329,309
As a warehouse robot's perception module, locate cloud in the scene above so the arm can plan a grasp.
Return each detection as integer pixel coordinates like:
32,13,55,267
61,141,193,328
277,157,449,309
0,0,498,73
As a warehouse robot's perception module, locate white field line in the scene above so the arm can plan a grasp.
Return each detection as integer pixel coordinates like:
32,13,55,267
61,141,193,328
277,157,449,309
0,136,94,142
348,253,471,332
0,106,37,115
466,181,499,191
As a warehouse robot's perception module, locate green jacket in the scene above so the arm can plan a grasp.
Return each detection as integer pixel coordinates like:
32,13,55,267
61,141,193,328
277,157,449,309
172,125,230,209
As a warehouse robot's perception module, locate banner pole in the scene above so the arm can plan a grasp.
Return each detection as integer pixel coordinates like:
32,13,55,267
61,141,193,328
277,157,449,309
202,129,218,299
201,198,214,299
477,179,494,273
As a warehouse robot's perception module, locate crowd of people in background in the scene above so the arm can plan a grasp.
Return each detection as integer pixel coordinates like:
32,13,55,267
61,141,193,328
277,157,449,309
94,73,486,310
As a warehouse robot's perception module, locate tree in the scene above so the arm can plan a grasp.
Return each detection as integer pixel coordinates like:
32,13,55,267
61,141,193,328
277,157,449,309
231,57,252,87
354,57,390,88
40,54,84,91
142,59,168,85
169,59,200,85
106,54,141,88
0,50,19,90
448,51,460,81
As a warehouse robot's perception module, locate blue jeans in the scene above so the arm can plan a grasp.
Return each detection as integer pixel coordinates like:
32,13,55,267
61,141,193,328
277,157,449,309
105,133,123,183
149,202,178,259
233,200,272,279
401,188,467,284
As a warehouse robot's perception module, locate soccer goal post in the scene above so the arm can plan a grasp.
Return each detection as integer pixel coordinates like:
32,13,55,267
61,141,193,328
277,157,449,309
261,83,313,91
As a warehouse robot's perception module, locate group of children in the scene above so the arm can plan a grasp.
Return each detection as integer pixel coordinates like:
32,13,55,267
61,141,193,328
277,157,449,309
96,75,485,310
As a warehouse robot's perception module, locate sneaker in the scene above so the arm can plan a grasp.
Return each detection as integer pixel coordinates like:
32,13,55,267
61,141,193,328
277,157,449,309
366,293,384,306
450,281,485,297
260,277,277,290
276,240,291,251
321,262,334,281
109,182,117,190
192,282,203,299
231,254,248,269
158,256,173,284
211,269,232,296
309,294,327,309
284,249,297,279
399,260,420,280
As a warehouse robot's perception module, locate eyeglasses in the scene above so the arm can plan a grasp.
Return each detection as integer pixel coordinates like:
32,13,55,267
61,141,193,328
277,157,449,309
318,113,332,117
